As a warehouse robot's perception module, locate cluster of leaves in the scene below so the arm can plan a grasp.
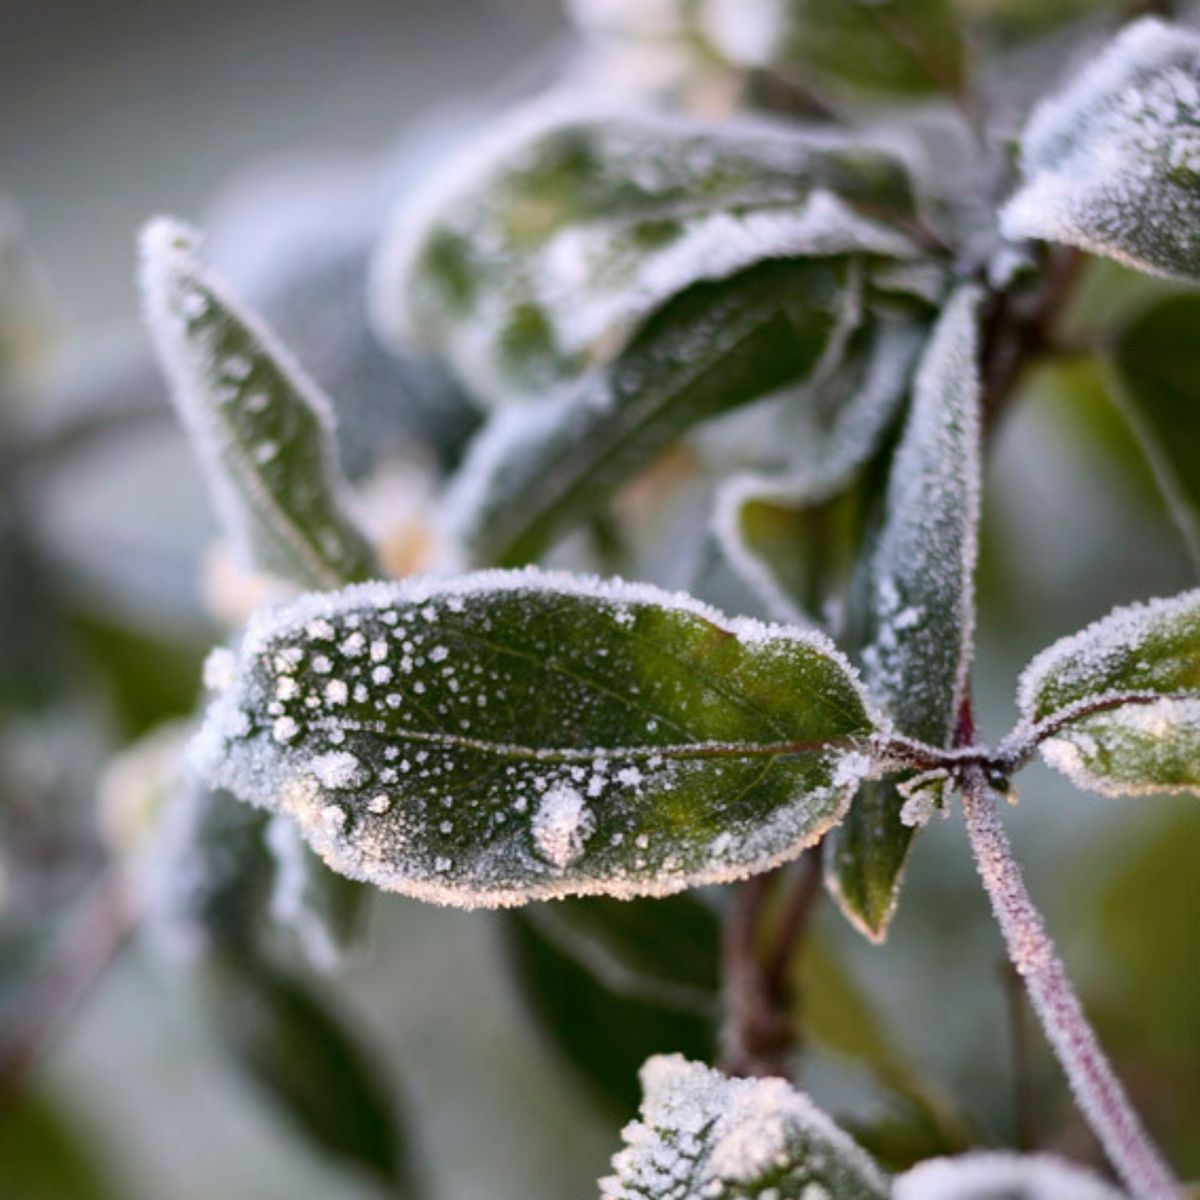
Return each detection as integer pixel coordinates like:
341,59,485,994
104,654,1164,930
3,2,1197,1198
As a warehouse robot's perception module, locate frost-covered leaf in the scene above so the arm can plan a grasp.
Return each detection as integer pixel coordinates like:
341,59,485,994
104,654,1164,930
372,104,920,406
140,218,378,590
826,286,983,941
893,1152,1124,1199
714,314,924,624
194,570,879,907
599,1055,889,1199
504,894,718,1114
1011,589,1200,797
1000,18,1200,285
449,257,862,567
1106,292,1200,572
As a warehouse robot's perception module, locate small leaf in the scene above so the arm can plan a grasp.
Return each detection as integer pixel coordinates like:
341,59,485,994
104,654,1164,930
1105,292,1200,572
194,570,879,908
1011,589,1200,797
449,257,862,567
893,1152,1124,1199
599,1054,890,1199
139,217,378,590
372,105,920,406
826,285,984,940
1000,18,1200,285
713,313,924,624
503,894,718,1115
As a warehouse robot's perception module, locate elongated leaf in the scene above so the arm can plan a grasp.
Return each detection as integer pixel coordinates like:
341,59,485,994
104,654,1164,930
1106,293,1200,572
194,570,878,907
504,894,718,1115
1011,589,1200,796
372,104,919,407
893,1152,1123,1199
714,314,924,624
449,257,860,567
599,1055,890,1199
140,218,378,590
1001,18,1200,285
826,285,983,940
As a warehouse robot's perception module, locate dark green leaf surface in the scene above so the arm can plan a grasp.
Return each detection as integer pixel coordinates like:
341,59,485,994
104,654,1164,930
140,218,378,590
450,257,860,566
1012,589,1200,797
0,1093,120,1200
826,285,983,940
373,107,919,406
1107,293,1200,571
503,894,718,1115
1001,18,1200,284
599,1055,889,1199
195,570,878,907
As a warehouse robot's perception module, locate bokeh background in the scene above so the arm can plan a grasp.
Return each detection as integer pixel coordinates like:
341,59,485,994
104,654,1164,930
1,1,1196,1197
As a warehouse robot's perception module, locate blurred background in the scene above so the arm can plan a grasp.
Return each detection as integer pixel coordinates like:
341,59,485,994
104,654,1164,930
1,1,1196,1197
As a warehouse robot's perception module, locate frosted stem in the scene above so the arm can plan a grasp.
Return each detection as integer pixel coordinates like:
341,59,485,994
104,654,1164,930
961,771,1178,1199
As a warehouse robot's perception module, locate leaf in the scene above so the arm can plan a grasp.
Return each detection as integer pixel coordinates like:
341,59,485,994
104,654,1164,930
703,0,965,98
193,569,879,908
713,313,924,625
448,257,862,567
599,1054,890,1199
1105,292,1200,572
826,285,984,940
371,104,920,407
139,217,378,591
1011,589,1200,797
1000,17,1200,285
147,779,414,1191
893,1152,1124,1199
503,894,719,1115
197,951,417,1193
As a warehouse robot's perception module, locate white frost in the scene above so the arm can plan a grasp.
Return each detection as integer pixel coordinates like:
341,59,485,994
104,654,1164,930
894,1152,1124,1200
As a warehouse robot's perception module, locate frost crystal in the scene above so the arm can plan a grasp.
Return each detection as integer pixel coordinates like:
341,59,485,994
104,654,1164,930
893,1152,1124,1199
600,1055,888,1199
191,569,879,908
1001,18,1200,284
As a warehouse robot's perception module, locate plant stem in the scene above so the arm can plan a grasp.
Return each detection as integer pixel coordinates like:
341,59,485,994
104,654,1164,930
961,771,1178,1198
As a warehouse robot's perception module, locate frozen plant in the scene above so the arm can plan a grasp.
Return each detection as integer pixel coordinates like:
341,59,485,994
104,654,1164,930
4,4,1196,1198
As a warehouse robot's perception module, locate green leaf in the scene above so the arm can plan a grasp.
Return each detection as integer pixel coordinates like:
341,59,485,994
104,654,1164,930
893,1152,1123,1199
1010,589,1200,797
827,285,984,940
450,257,862,566
194,570,879,907
599,1054,889,1199
372,106,920,407
713,313,924,624
198,951,416,1194
705,0,965,98
1001,18,1200,285
503,894,718,1115
139,218,378,591
0,1092,121,1200
1106,292,1200,572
